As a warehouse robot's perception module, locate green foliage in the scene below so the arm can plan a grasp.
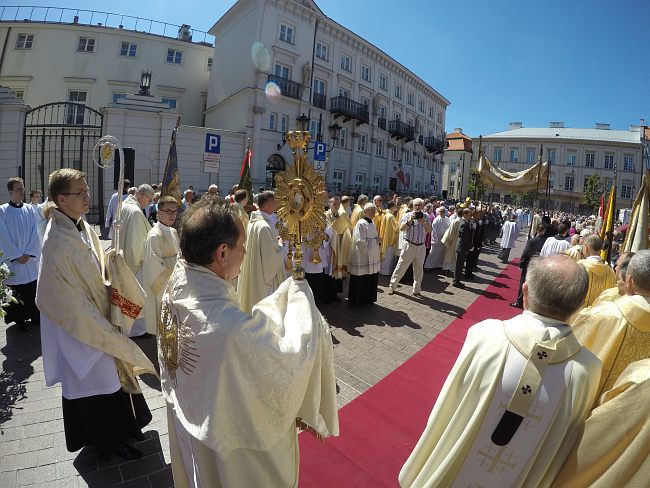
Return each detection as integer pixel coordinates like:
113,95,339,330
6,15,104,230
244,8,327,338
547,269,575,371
582,174,604,211
467,168,488,200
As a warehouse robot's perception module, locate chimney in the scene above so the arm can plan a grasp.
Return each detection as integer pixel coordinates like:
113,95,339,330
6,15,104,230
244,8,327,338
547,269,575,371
549,122,564,128
454,127,463,134
595,123,610,130
509,122,523,130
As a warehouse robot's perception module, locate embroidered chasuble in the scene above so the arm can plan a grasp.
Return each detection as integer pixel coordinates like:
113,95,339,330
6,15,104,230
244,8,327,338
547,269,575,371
571,294,650,401
441,216,461,272
325,209,353,279
372,210,384,237
160,261,338,488
237,211,286,313
231,202,250,238
350,204,364,228
551,359,650,488
379,211,399,261
399,312,601,488
143,222,179,335
591,286,622,306
114,194,152,275
577,257,616,308
37,210,156,393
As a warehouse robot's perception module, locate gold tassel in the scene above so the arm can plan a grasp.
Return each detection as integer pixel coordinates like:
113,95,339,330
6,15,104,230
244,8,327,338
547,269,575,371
296,418,325,441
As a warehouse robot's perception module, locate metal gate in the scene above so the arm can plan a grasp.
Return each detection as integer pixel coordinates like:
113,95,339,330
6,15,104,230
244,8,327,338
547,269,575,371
22,102,104,224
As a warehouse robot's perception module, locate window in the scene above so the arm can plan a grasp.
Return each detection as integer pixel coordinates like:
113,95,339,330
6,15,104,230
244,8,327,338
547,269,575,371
316,42,328,61
376,139,384,157
373,175,382,189
313,79,326,96
274,63,290,79
112,93,127,103
429,106,434,118
355,173,364,189
309,120,321,140
407,92,414,106
391,145,398,160
77,37,95,53
280,114,289,133
526,147,536,163
548,148,556,164
493,147,502,162
361,65,371,82
564,175,575,191
332,171,344,192
395,84,402,99
449,181,455,196
15,34,34,49
394,112,401,121
379,106,386,119
66,90,87,125
360,97,369,108
166,48,183,64
338,87,350,99
602,177,613,189
418,100,424,113
379,74,388,91
604,153,615,170
206,57,213,70
583,176,590,190
403,149,411,163
566,150,577,166
621,182,632,199
120,41,137,57
509,148,519,162
269,112,277,130
13,89,24,100
415,152,422,167
340,54,351,72
585,152,595,168
437,112,443,123
161,97,177,109
336,128,347,148
357,133,367,153
623,154,634,171
279,24,295,44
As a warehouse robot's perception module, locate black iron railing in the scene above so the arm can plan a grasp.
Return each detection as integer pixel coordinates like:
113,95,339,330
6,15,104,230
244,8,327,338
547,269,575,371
388,120,415,141
267,74,302,100
313,93,327,110
424,136,445,153
377,117,386,130
330,96,369,125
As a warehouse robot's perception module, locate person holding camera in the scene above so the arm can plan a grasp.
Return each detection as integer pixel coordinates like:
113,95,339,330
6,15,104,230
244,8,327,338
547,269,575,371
387,198,432,297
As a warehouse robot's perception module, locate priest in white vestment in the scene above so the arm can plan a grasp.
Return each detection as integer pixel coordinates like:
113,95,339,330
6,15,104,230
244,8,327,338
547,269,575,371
159,199,338,488
237,191,286,314
143,196,180,336
399,255,601,488
114,184,153,336
104,179,130,240
498,214,519,263
441,208,462,276
0,177,40,328
37,169,156,461
424,207,450,270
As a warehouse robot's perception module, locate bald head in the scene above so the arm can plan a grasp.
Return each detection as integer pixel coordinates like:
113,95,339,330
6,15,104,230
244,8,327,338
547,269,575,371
524,254,589,322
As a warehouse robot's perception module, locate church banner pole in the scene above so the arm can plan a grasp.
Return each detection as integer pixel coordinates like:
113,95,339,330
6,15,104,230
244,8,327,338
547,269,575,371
93,135,125,251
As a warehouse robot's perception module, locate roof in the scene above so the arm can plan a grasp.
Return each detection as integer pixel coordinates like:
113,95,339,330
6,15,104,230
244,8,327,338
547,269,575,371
446,131,473,152
482,127,641,144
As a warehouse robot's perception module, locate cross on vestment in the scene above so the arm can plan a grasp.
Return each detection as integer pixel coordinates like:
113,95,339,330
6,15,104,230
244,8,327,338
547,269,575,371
476,445,518,474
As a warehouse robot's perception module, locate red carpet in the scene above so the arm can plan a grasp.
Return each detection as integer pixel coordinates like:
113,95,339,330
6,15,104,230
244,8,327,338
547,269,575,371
299,262,522,487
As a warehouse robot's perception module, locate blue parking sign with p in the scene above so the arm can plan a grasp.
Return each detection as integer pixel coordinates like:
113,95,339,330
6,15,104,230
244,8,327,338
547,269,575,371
314,141,326,161
205,133,221,154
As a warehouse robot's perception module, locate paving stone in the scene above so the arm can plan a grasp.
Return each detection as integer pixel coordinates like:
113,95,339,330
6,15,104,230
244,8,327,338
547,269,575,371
0,470,18,488
1,450,39,471
76,466,122,487
147,467,174,488
119,453,165,480
16,464,56,485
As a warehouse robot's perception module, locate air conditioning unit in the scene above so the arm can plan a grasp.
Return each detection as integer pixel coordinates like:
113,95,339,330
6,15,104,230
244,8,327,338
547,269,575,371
178,24,192,41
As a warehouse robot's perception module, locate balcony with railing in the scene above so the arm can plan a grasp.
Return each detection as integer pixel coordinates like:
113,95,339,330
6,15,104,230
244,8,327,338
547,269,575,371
313,93,327,110
388,120,415,142
267,74,302,100
330,96,369,125
377,117,386,131
424,136,445,153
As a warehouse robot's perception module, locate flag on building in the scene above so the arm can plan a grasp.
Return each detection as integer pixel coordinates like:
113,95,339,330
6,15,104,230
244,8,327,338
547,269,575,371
396,168,406,187
622,170,649,252
161,117,182,204
239,146,253,197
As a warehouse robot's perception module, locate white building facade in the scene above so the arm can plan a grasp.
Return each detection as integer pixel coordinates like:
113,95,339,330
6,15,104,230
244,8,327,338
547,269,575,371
0,8,213,126
205,0,450,195
476,122,645,212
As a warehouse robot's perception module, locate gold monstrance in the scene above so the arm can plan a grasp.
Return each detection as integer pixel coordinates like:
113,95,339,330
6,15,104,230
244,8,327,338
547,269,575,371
274,130,328,281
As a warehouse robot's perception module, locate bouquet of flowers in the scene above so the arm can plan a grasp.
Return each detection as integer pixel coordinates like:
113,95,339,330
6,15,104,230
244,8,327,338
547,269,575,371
0,252,17,319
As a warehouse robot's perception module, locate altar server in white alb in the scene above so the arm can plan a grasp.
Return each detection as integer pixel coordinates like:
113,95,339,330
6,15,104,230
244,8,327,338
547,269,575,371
424,206,450,271
399,255,602,488
143,195,180,336
114,184,153,337
105,179,130,240
0,177,40,329
498,214,520,263
159,199,338,488
37,169,156,461
540,223,570,257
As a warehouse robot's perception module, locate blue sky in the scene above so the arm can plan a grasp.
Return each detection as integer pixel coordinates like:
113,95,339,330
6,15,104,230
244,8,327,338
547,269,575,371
32,0,649,136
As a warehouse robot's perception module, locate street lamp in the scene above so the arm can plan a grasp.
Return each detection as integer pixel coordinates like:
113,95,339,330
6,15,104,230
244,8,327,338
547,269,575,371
138,70,152,96
296,113,310,132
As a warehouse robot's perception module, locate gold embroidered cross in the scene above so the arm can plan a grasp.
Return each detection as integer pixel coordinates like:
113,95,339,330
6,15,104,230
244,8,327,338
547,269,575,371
477,445,517,474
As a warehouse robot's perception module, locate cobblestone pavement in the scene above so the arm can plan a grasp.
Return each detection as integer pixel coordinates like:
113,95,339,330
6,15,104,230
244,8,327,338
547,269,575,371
1,231,525,487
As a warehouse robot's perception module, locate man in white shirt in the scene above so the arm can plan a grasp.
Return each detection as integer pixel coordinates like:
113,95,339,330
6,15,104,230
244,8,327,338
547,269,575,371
540,223,571,257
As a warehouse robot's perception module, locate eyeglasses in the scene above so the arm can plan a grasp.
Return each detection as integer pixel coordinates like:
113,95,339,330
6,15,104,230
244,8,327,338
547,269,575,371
61,188,91,197
158,209,177,215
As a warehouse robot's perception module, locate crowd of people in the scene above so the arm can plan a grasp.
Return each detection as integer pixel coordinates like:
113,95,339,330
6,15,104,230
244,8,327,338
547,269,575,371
1,172,648,487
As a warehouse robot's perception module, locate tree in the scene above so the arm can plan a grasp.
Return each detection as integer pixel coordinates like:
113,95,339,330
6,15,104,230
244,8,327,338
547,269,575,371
512,191,536,207
467,168,488,200
582,174,604,212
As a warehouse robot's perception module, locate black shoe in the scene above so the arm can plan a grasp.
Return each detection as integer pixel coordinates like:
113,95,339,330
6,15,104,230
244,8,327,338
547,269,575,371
452,282,465,288
112,444,143,461
133,431,146,442
510,302,523,309
134,332,154,339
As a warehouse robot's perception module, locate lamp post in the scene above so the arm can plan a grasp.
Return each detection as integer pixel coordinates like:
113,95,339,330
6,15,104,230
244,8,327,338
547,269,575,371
138,70,152,96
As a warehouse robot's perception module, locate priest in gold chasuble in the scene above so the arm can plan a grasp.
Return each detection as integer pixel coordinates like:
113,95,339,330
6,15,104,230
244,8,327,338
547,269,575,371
399,255,601,488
